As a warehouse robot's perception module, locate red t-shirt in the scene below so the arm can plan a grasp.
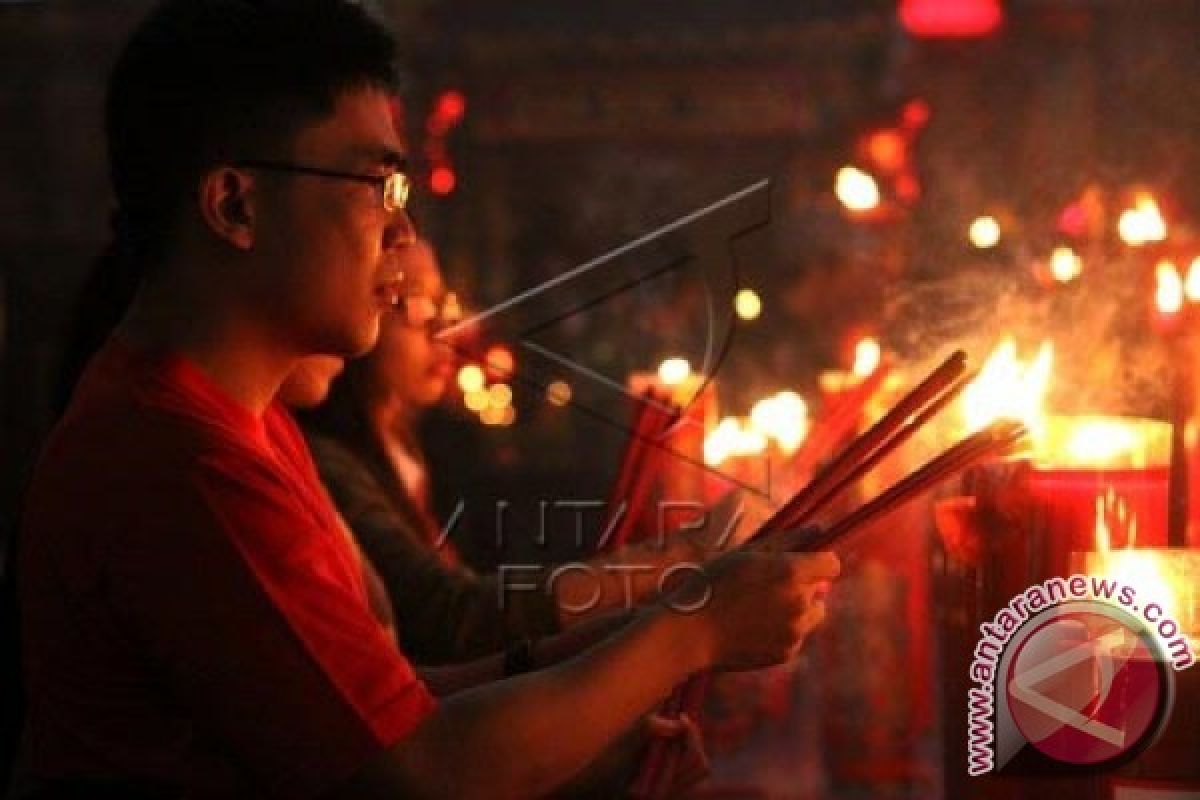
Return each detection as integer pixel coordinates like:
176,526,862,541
17,338,436,797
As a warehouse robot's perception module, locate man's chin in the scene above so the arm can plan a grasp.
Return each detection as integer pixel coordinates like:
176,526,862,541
340,318,382,358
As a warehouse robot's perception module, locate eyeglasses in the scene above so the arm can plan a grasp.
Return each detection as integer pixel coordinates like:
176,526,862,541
397,291,462,331
235,159,411,212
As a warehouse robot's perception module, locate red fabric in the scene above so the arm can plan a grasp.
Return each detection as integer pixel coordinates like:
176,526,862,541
18,338,436,798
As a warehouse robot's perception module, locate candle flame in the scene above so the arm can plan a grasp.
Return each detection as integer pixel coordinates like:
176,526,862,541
707,390,810,465
748,391,809,455
962,338,1053,439
1049,246,1083,284
657,357,692,387
1156,260,1184,314
1038,415,1170,469
1064,419,1144,469
704,416,769,467
1118,192,1167,246
852,337,883,378
1186,257,1200,304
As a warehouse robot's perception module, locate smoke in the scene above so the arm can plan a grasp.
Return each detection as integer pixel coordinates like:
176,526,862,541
884,260,1173,419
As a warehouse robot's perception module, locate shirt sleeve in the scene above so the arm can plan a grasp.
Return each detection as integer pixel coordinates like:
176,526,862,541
307,435,562,665
104,449,436,799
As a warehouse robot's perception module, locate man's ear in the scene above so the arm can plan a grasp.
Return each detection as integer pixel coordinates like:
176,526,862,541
197,167,257,250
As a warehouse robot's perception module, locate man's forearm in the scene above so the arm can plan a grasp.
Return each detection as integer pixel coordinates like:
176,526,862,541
417,609,635,696
554,534,704,626
347,605,712,800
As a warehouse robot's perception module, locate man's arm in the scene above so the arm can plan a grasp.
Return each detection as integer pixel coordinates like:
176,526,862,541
553,490,767,627
329,549,838,800
418,610,635,697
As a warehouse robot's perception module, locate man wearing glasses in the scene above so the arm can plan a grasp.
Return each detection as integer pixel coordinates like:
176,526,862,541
14,1,838,798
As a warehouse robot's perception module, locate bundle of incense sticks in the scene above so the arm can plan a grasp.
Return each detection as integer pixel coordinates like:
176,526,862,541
780,359,893,484
757,350,972,539
601,389,678,551
631,352,1029,800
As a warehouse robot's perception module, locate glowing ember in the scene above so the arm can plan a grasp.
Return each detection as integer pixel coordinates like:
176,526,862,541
1118,192,1167,246
835,166,881,212
852,337,883,378
1156,259,1184,314
657,357,692,387
962,338,1053,440
968,216,1001,249
1049,246,1083,284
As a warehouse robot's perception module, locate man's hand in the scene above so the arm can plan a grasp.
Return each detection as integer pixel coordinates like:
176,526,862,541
675,550,839,671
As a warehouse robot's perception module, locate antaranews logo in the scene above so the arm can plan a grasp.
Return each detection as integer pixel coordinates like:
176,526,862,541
966,574,1195,776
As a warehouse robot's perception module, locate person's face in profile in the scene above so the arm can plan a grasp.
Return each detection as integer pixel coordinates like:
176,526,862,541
249,87,416,358
368,242,456,413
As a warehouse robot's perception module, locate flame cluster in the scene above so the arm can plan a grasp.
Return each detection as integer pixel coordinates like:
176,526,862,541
704,390,809,467
960,337,1169,469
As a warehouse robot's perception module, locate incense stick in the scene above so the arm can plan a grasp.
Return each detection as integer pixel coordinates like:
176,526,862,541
798,420,1027,552
777,368,978,533
759,351,967,537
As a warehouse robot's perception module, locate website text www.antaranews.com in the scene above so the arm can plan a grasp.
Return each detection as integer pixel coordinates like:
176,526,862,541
966,574,1195,776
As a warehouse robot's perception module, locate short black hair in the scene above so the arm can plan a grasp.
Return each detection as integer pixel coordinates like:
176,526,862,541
107,0,399,263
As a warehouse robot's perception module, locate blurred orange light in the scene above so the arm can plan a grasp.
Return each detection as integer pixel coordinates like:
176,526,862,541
865,130,907,174
969,216,1001,249
1157,260,1184,315
852,337,882,378
1186,257,1200,304
1049,246,1083,284
546,380,572,407
657,358,692,387
484,345,515,379
1119,192,1167,246
457,364,485,394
